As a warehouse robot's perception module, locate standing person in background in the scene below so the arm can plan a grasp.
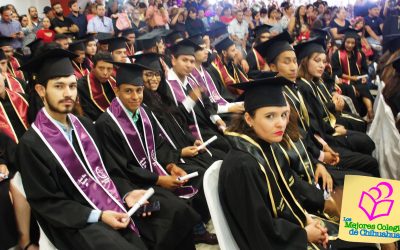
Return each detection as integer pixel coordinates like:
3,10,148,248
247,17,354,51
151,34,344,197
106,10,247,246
51,2,80,37
87,3,114,34
146,0,169,29
19,15,37,48
28,7,42,34
0,6,24,51
43,6,55,21
228,9,249,55
68,0,87,38
280,1,294,30
185,8,206,37
36,17,56,43
364,3,383,53
288,5,307,40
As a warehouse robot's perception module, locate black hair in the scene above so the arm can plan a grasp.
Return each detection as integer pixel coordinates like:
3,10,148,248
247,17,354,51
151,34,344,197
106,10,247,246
68,0,77,8
92,52,113,67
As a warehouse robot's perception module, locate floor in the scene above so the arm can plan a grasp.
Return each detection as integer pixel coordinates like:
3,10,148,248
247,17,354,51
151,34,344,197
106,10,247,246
195,220,220,250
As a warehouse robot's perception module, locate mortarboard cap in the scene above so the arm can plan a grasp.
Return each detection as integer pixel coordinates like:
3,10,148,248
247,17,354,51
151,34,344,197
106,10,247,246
212,34,234,53
130,53,163,72
339,27,360,39
81,34,96,43
255,31,293,64
19,48,77,84
165,30,185,45
111,62,150,86
294,36,326,62
26,38,44,56
383,33,400,53
189,33,205,47
233,76,291,112
207,22,228,39
0,36,13,47
121,28,137,37
136,30,163,50
68,39,86,52
253,24,272,38
311,27,331,40
101,37,127,52
170,39,201,57
96,32,114,44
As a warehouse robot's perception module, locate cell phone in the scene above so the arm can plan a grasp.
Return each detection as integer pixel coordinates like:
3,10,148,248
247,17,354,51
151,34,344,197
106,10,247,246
134,200,160,216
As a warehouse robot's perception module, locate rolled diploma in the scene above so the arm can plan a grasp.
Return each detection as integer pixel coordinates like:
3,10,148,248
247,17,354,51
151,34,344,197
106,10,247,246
0,173,8,179
197,135,218,150
127,188,155,217
177,171,199,181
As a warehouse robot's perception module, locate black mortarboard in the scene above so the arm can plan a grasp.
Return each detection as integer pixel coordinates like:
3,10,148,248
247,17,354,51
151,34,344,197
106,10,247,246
233,76,291,112
165,30,184,45
121,28,136,37
254,24,272,38
96,32,114,44
294,36,326,62
69,39,86,52
189,33,205,47
339,27,360,39
383,34,400,53
170,39,201,57
26,38,44,56
130,53,163,72
311,27,331,40
101,37,127,52
0,49,6,60
19,48,77,84
111,62,150,86
81,34,96,43
207,22,228,39
136,30,163,50
255,31,293,64
0,36,13,47
212,35,234,53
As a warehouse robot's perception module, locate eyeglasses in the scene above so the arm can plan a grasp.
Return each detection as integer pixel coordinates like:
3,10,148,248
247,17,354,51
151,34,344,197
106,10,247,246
144,72,161,78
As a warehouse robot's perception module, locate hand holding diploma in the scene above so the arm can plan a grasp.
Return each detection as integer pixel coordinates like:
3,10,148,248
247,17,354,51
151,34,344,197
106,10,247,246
101,211,130,229
197,136,218,151
127,188,155,217
177,171,198,181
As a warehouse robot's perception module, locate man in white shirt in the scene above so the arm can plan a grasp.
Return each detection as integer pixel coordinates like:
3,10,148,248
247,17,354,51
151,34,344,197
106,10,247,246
227,10,248,55
87,3,114,34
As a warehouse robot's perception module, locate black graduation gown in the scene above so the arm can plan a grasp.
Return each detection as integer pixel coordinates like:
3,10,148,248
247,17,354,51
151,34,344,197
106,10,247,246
288,81,379,177
219,134,310,250
246,49,266,80
17,116,197,250
0,133,18,250
315,80,367,133
77,76,115,121
331,50,373,116
0,94,28,140
206,63,240,102
95,108,207,224
163,80,231,158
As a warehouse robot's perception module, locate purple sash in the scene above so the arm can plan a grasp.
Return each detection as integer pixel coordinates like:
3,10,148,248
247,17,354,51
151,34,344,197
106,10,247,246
107,99,197,198
190,66,228,106
32,109,139,235
166,78,203,141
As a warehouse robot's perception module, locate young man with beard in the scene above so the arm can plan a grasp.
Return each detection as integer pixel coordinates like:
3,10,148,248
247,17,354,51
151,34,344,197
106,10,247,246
77,52,116,121
51,2,79,37
17,48,199,250
207,35,249,102
67,0,87,38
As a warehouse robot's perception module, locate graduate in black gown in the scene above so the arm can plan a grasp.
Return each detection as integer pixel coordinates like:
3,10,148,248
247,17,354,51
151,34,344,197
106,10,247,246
219,76,330,250
17,49,199,250
77,52,116,121
0,49,27,95
256,31,380,177
134,52,218,168
246,24,273,79
95,62,217,245
164,39,231,158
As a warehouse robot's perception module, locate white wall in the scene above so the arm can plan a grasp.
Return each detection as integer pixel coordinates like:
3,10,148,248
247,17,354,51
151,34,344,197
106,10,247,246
6,0,51,17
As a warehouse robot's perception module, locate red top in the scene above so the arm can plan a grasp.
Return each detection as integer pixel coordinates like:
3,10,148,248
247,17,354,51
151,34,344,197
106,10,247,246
36,29,56,43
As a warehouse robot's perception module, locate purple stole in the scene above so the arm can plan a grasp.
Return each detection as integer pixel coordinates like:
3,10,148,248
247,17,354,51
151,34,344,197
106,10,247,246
165,76,204,141
107,99,197,198
190,66,228,106
32,109,139,235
